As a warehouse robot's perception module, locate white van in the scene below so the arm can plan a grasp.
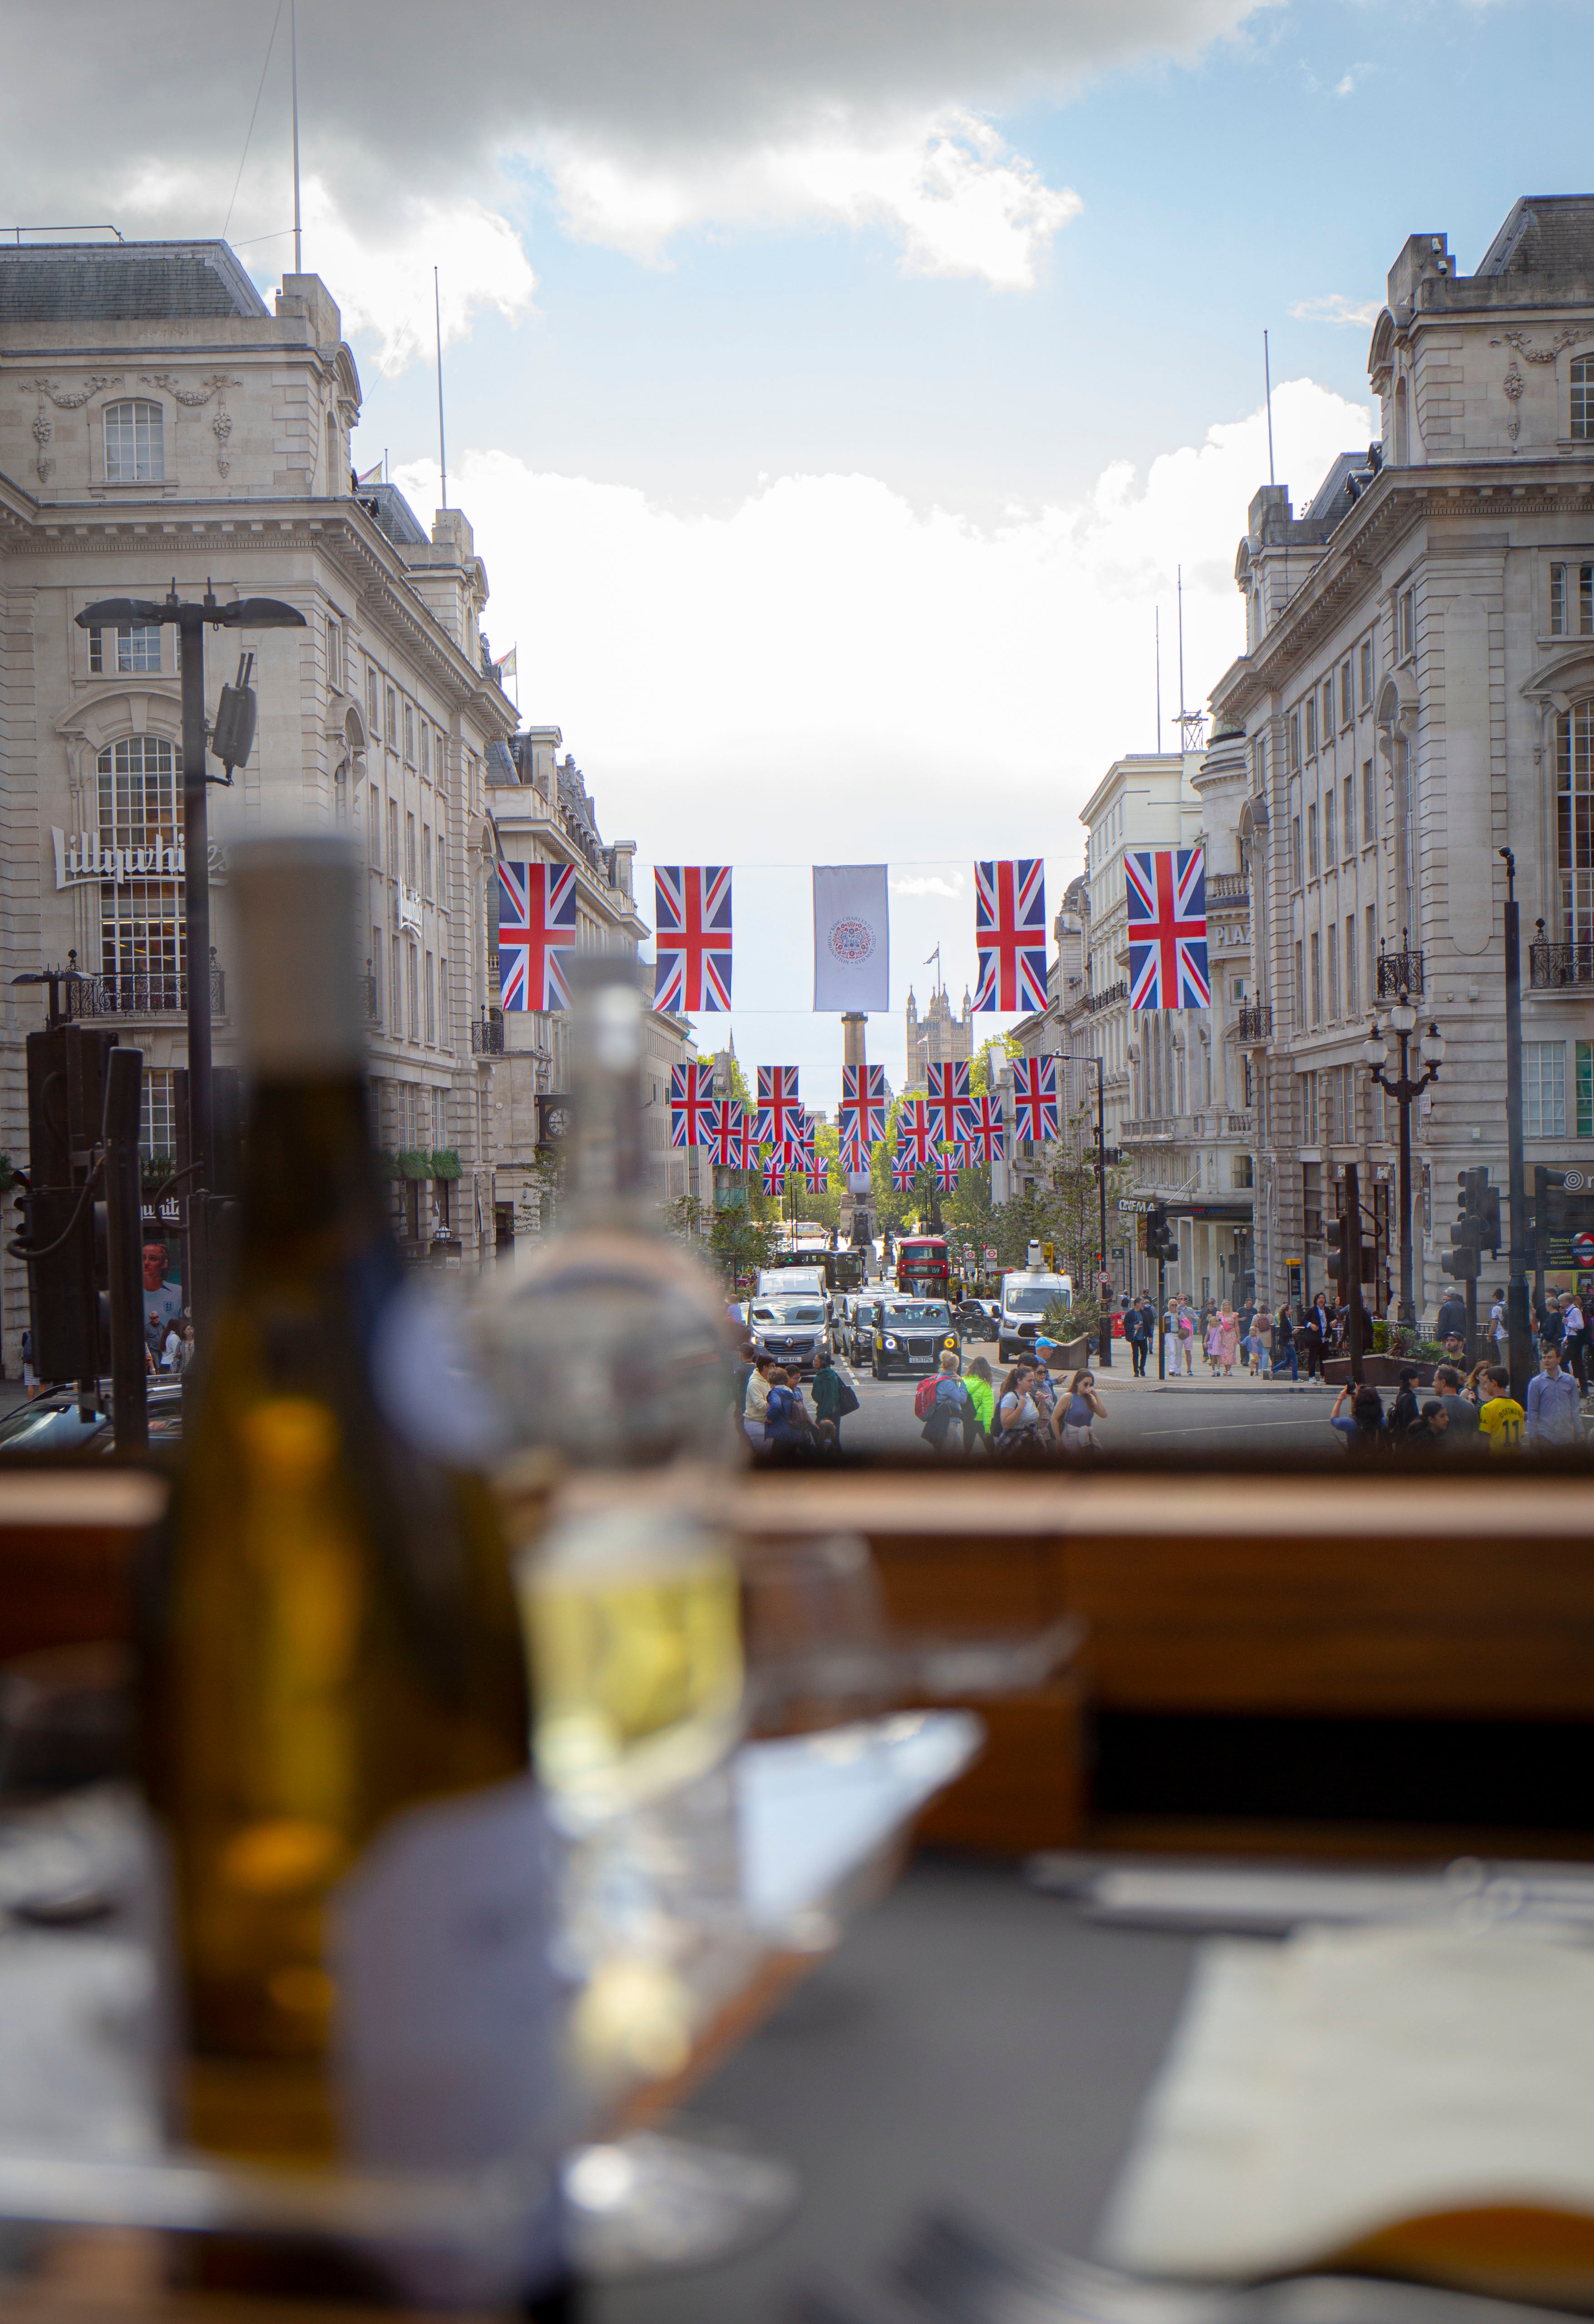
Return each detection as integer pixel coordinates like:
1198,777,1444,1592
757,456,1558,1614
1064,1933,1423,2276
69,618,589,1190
998,1267,1074,1364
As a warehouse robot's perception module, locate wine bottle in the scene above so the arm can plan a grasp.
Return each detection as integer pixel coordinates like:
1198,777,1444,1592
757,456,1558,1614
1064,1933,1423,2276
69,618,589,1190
141,837,553,2228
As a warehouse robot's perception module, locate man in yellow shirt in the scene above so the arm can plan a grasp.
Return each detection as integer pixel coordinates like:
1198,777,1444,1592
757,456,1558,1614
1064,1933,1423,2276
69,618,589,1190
1477,1365,1525,1453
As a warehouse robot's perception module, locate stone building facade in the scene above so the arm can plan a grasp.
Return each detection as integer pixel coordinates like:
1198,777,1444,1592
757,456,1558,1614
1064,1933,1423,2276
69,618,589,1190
1216,194,1594,1321
0,239,515,1364
904,981,974,1089
484,726,699,1240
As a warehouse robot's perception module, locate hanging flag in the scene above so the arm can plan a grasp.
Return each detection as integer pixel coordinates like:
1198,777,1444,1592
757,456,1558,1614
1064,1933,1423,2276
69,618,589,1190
669,1061,716,1149
800,1155,829,1192
755,1066,803,1152
498,860,578,1012
925,1059,969,1147
838,1130,867,1175
897,1099,935,1172
973,859,1048,1014
654,866,733,1013
839,1063,888,1150
356,459,384,484
787,1107,816,1167
493,645,518,681
1126,846,1209,1012
955,1092,1006,1164
1011,1056,1059,1143
934,1150,961,1195
709,1098,747,1168
762,1150,788,1195
891,1148,919,1193
813,864,889,1010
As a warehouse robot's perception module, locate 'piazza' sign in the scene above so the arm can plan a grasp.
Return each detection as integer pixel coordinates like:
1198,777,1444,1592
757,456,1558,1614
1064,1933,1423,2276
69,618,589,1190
51,829,227,890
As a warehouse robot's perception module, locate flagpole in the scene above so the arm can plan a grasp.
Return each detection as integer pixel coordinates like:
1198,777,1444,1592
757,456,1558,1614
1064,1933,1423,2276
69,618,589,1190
434,266,448,511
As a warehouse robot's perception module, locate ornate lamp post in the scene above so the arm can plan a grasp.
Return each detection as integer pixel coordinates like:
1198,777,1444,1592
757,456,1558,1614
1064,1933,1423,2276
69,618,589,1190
1362,994,1446,1325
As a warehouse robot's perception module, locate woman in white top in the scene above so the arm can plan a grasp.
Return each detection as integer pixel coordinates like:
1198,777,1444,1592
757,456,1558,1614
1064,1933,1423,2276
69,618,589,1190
996,1360,1042,1451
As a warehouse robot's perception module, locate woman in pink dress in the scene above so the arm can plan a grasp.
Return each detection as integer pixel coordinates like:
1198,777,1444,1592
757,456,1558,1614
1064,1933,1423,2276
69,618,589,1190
1217,1303,1240,1375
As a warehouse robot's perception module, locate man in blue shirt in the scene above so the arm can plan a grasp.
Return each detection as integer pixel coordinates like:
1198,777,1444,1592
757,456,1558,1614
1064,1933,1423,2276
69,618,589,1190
1525,1342,1582,1448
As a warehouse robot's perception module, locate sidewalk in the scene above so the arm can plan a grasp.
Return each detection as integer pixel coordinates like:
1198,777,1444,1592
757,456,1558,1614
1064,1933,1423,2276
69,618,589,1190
1089,1359,1334,1396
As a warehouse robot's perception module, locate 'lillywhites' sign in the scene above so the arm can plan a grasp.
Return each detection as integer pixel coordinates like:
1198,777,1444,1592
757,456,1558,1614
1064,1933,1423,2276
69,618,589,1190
51,830,227,889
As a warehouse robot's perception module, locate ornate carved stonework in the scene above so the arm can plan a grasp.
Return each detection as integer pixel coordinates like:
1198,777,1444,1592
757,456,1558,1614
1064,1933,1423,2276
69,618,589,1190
138,373,242,478
1490,326,1594,364
20,375,123,481
1503,357,1523,443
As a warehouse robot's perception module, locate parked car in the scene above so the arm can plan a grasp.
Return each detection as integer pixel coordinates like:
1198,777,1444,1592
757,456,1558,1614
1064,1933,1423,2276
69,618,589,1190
0,1380,185,1459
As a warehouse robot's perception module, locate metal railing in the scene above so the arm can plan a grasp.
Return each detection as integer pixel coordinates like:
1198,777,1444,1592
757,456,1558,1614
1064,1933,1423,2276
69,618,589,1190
360,973,380,1026
471,1015,505,1055
1084,980,1128,1015
65,967,225,1018
1377,942,1424,999
1208,873,1249,904
1530,942,1594,990
1237,1003,1272,1040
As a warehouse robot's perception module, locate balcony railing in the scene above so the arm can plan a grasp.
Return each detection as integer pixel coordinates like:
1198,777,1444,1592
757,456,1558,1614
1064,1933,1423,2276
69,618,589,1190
65,967,225,1019
471,1014,505,1055
1084,980,1128,1015
1377,940,1424,999
1237,1002,1271,1041
1208,873,1250,905
1530,942,1594,991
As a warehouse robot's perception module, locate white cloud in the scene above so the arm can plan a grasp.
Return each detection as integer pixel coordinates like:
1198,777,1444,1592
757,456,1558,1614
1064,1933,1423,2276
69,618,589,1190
551,109,1080,288
293,183,538,376
1288,293,1383,327
1333,60,1374,96
892,874,967,897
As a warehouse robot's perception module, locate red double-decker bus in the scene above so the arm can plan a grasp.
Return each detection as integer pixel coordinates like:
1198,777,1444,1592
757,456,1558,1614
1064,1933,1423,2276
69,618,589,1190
895,1234,951,1297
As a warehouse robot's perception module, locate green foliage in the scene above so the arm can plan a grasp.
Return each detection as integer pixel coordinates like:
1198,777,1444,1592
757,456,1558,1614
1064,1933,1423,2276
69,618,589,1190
709,1207,782,1287
430,1148,463,1180
397,1148,433,1179
375,1149,399,1179
140,1150,177,1198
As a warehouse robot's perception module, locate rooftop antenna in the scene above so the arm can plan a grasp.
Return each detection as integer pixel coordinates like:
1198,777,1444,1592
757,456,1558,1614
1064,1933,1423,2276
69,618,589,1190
434,266,448,510
290,0,301,273
1263,328,1276,487
1155,607,1162,751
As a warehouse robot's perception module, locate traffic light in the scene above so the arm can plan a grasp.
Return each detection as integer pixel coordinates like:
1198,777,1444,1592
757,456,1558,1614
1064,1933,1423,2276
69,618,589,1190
1145,1204,1179,1263
1042,1240,1056,1271
1457,1166,1501,1255
1325,1212,1349,1292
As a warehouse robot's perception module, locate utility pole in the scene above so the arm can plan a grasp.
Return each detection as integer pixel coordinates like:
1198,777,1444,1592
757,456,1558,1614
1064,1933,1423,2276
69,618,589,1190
1094,1054,1112,1369
1501,849,1534,1402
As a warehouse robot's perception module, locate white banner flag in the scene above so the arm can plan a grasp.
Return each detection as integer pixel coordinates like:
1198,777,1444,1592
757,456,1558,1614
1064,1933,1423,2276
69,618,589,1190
813,863,889,1011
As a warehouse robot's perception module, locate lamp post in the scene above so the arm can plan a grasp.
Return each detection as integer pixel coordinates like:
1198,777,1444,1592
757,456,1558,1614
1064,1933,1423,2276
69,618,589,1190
75,588,305,1194
1061,1051,1112,1367
1362,994,1446,1326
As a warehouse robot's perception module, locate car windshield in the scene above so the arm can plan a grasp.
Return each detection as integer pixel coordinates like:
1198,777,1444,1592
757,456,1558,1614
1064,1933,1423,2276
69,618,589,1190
755,1302,824,1325
1005,1285,1064,1314
0,1400,109,1455
884,1303,950,1327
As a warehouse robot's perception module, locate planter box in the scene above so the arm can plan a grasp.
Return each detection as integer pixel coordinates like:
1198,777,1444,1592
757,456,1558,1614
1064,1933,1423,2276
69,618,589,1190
1323,1355,1437,1389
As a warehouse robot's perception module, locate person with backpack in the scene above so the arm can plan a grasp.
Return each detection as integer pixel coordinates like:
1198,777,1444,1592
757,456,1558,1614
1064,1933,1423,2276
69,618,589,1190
963,1356,996,1451
994,1358,1043,1453
811,1351,857,1447
920,1350,970,1455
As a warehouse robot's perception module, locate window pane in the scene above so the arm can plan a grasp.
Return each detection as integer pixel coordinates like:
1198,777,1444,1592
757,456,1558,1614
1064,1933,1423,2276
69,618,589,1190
1552,566,1567,635
1573,358,1592,442
96,735,182,997
1525,1041,1567,1140
1579,1042,1594,1140
104,400,163,484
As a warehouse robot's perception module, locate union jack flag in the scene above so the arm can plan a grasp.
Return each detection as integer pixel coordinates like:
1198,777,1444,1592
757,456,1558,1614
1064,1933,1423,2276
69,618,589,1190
934,1150,961,1194
896,1099,935,1172
754,1066,803,1152
891,1148,919,1193
1011,1056,1059,1143
710,1099,752,1169
1126,846,1209,1012
955,1092,1006,1164
838,1132,868,1175
762,1150,788,1195
800,1155,829,1193
973,859,1048,1014
498,861,578,1012
925,1058,969,1147
654,866,733,1013
669,1061,716,1149
786,1108,815,1167
839,1063,888,1151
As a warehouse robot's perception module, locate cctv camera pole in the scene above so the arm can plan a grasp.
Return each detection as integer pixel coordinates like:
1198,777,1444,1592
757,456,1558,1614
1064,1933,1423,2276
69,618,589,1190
1501,848,1534,1402
178,592,214,1193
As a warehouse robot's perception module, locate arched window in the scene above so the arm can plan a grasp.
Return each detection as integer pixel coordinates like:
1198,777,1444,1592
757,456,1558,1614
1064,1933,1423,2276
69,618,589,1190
1557,701,1594,945
103,400,164,484
95,736,183,1004
1572,357,1593,442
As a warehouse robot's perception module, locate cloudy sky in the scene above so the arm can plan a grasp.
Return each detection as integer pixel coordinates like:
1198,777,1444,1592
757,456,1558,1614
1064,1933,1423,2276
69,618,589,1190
7,0,1584,1099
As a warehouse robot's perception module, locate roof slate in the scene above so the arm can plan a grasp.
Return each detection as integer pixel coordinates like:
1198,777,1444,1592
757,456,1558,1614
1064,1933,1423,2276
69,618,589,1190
0,241,267,322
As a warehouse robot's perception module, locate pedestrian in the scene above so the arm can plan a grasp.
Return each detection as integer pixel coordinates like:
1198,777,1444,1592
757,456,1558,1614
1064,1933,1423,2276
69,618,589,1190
20,1327,37,1400
730,1337,759,1423
1204,1310,1223,1371
161,1320,183,1373
1053,1369,1106,1455
1477,1366,1526,1454
1488,1288,1508,1354
923,1350,970,1456
1526,1341,1582,1449
811,1350,846,1446
1123,1299,1148,1379
1177,1304,1197,1377
1249,1308,1272,1377
1029,1348,1058,1423
1272,1303,1298,1382
1403,1399,1449,1452
1330,1382,1389,1456
963,1355,995,1451
1562,1288,1589,1393
1218,1303,1239,1377
1431,1364,1480,1450
1389,1366,1421,1442
743,1353,776,1451
995,1359,1044,1452
1540,1295,1566,1359
1298,1306,1323,1382
1461,1358,1492,1408
1435,1287,1469,1347
178,1317,197,1374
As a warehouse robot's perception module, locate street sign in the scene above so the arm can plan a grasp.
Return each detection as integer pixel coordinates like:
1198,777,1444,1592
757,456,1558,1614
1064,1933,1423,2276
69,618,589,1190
983,1245,998,1264
1573,1231,1594,1266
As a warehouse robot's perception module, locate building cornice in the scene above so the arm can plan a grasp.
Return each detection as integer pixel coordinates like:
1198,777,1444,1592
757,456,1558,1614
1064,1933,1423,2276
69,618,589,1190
0,474,514,735
1212,454,1594,722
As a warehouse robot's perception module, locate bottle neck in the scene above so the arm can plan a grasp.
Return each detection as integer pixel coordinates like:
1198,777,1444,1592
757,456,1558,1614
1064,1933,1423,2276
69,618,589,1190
237,1074,390,1278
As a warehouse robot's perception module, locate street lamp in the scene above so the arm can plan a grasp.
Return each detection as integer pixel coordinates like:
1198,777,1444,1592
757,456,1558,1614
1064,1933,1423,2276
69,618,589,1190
75,587,304,1201
1060,1051,1112,1368
1362,991,1443,1324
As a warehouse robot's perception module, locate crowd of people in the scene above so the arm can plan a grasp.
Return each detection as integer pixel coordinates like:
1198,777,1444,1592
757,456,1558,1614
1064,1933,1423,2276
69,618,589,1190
731,1332,1108,1458
1328,1342,1580,1454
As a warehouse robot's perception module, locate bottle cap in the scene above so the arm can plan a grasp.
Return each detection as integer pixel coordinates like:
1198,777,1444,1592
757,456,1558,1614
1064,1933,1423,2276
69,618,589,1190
229,833,365,1074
